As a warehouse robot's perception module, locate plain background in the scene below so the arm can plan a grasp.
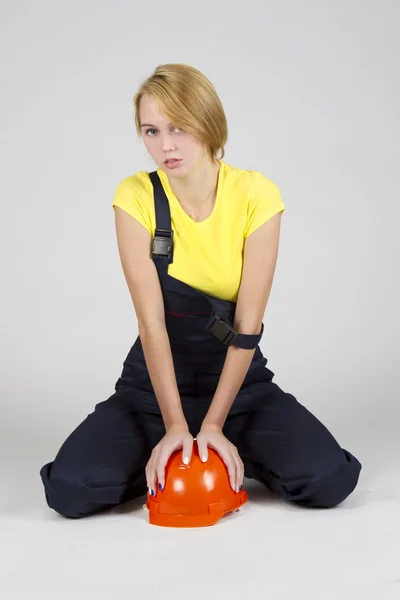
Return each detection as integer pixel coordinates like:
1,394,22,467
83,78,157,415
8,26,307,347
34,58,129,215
1,0,399,598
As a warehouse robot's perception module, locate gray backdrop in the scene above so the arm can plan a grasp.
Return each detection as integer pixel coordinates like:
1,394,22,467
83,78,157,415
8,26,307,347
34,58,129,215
1,0,399,520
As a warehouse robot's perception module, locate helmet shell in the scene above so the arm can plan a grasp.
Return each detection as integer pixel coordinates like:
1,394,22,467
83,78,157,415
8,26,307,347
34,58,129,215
146,440,248,527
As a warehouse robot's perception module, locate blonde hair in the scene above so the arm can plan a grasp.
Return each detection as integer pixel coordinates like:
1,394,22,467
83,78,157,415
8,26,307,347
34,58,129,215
133,64,228,161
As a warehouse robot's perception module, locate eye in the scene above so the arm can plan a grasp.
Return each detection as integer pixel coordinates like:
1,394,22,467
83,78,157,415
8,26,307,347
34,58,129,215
144,126,183,136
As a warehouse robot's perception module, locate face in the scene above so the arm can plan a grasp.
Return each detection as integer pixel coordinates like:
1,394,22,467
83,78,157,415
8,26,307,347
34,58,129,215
139,93,212,178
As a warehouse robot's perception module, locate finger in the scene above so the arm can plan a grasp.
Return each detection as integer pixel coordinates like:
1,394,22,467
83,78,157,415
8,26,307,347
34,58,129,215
234,454,243,492
182,435,193,465
238,457,244,490
218,447,236,491
156,447,174,491
149,448,160,496
230,445,243,491
145,455,154,494
196,435,208,462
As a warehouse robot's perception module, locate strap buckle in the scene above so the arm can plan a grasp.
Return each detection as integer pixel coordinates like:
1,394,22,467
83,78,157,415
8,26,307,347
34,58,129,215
152,228,173,260
207,315,238,346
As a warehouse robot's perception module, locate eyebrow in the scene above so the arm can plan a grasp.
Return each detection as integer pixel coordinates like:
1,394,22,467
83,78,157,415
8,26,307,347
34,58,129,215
140,122,172,128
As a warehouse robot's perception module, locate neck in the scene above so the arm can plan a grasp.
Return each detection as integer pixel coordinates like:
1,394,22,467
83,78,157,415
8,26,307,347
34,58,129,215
167,157,220,208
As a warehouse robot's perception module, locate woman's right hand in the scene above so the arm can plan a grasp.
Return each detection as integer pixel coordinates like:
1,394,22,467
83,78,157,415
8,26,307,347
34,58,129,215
145,423,193,496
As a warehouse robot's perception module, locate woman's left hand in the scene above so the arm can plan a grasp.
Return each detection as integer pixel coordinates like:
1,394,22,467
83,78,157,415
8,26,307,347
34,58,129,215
196,423,244,492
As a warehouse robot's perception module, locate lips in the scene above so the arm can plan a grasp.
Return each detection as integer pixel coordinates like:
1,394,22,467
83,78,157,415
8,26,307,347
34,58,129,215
164,158,181,164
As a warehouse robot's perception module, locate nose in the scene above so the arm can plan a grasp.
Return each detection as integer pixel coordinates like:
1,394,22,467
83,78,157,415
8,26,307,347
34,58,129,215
161,133,176,153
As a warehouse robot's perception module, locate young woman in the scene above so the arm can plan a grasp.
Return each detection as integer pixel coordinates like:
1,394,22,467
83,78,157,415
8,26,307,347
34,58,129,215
40,64,362,518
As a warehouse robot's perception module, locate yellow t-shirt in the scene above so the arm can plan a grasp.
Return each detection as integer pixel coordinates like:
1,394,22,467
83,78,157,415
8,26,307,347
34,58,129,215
112,159,285,303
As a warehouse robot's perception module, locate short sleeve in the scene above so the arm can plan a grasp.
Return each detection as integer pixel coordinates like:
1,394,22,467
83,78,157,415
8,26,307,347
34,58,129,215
244,172,286,238
112,178,153,234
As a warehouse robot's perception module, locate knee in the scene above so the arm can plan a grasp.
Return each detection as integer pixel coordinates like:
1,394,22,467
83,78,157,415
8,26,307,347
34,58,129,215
40,461,110,519
40,462,85,518
296,450,362,509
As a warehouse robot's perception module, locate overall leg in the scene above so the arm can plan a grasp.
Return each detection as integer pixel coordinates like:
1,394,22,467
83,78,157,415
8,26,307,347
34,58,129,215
224,379,362,508
40,388,168,519
40,335,201,520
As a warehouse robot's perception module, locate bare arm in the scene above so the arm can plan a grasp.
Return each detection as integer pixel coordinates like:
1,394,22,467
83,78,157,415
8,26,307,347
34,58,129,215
113,206,187,431
202,211,283,428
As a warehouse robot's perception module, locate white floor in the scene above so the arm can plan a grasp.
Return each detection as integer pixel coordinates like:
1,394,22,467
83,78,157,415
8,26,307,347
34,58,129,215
1,431,399,600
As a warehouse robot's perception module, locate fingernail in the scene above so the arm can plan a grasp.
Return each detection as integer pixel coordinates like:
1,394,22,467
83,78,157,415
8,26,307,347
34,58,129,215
183,456,189,465
201,455,207,462
239,485,243,491
151,489,155,496
159,483,163,491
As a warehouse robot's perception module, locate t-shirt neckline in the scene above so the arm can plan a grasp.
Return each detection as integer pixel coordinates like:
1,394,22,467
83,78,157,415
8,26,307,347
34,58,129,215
156,159,224,225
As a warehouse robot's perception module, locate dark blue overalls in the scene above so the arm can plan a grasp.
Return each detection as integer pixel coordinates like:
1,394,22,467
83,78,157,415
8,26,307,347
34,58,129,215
40,171,362,518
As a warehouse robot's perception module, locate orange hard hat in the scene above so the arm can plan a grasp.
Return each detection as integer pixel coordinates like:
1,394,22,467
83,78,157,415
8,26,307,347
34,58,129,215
145,439,248,527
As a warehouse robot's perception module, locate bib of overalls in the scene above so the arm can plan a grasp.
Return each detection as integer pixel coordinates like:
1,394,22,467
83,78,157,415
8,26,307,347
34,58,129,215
114,170,269,394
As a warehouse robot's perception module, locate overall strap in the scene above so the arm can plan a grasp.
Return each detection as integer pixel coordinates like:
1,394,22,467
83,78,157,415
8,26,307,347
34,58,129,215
149,171,174,274
206,316,264,349
149,171,264,349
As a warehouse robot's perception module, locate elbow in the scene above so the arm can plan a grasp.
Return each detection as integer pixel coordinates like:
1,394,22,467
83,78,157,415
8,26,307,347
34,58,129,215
233,318,263,336
138,317,166,338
